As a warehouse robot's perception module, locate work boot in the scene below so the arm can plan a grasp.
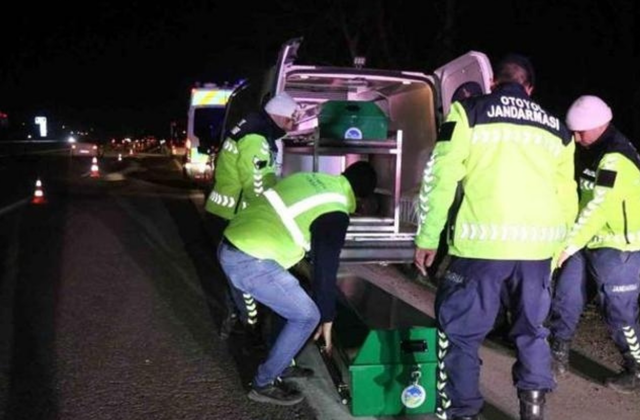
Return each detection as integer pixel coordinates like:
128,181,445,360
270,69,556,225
549,337,570,378
518,389,545,420
248,378,304,406
605,352,640,394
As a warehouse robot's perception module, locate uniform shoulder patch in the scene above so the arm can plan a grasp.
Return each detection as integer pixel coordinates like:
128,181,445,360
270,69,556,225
437,122,456,142
596,169,617,188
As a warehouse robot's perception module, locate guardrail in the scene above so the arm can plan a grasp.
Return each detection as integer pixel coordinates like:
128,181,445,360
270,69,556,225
0,140,70,158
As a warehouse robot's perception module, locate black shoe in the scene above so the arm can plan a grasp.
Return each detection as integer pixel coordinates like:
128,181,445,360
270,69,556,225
248,379,304,406
219,313,239,340
452,416,479,420
280,365,314,379
605,352,640,394
550,337,570,378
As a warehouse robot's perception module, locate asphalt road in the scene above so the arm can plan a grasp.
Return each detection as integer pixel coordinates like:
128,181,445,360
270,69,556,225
0,148,315,419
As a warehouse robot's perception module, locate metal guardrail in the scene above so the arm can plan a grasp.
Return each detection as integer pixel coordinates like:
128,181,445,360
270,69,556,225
0,139,66,143
0,140,70,158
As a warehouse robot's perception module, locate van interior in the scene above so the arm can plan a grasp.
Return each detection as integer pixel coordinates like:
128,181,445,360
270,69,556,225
278,69,439,261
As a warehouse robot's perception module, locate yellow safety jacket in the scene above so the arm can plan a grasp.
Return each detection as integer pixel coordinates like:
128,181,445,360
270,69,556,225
205,111,283,220
224,172,356,269
415,83,578,260
565,126,640,254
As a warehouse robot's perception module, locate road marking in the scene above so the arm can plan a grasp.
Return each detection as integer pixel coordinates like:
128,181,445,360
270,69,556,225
0,197,30,217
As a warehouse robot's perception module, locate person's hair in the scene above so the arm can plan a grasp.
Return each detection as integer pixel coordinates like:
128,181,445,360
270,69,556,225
342,161,377,198
494,54,535,88
451,81,483,103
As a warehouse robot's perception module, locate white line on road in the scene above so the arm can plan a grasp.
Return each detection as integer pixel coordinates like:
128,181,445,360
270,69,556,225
0,197,30,217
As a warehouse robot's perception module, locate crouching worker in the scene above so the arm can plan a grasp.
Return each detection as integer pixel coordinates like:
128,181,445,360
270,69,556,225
218,161,377,405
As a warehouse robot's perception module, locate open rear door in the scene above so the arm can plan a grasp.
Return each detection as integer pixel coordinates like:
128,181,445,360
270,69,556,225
272,37,303,95
434,51,493,117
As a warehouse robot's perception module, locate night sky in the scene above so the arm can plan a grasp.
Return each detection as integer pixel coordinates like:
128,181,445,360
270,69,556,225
1,0,637,142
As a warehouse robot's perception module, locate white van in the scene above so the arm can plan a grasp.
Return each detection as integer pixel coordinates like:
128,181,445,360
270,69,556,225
222,37,493,264
184,83,237,182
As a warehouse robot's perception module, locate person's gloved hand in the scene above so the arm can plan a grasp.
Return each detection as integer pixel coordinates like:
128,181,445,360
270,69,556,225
313,321,333,356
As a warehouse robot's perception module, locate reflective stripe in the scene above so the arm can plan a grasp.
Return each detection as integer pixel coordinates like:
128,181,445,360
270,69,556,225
591,230,640,245
417,151,437,236
208,191,236,208
264,190,310,251
263,190,348,252
253,170,264,195
623,326,640,363
288,193,347,216
471,127,561,157
222,140,238,154
457,223,567,242
436,329,451,419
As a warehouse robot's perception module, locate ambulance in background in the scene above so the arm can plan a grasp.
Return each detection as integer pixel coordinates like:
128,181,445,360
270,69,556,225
184,83,236,183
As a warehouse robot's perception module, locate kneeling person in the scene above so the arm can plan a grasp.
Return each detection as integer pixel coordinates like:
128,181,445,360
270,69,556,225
218,162,377,405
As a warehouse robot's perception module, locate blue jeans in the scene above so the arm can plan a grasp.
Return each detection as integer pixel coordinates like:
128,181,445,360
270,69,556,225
218,241,320,387
550,248,640,353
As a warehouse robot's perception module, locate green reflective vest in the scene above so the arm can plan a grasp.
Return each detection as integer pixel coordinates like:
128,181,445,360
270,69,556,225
415,84,578,260
224,172,356,269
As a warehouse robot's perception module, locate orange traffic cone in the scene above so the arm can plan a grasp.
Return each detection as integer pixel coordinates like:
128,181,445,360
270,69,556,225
31,178,47,204
90,157,100,178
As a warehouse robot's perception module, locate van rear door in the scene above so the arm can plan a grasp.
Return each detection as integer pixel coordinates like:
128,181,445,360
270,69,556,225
434,51,493,117
271,37,303,97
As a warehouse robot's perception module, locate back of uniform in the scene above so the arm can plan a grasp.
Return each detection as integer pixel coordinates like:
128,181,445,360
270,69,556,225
416,83,576,259
205,111,282,220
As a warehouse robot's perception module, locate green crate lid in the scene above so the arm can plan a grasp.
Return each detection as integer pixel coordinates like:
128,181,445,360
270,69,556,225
318,100,388,140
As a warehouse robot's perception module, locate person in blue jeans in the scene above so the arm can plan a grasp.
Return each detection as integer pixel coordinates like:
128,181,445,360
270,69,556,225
218,162,377,405
548,95,640,393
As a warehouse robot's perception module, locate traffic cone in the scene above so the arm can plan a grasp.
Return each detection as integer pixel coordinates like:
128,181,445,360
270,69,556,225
31,178,46,205
90,157,100,178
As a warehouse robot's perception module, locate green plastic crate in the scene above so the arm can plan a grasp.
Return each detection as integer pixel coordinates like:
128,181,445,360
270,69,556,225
318,100,388,140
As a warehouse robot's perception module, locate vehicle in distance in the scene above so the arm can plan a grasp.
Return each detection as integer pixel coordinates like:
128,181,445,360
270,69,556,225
71,141,101,157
